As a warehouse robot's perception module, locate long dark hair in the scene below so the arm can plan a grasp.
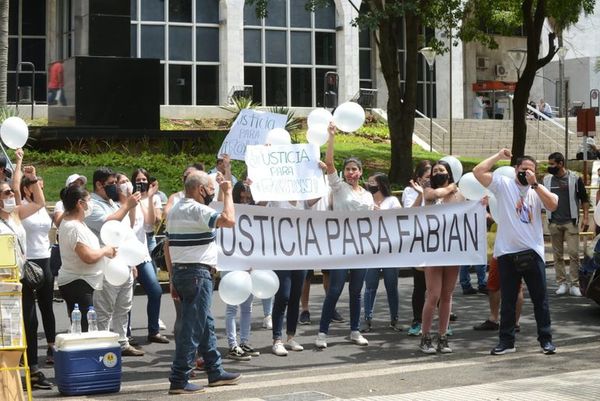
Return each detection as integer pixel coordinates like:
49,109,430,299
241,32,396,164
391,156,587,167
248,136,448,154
413,160,432,181
63,185,89,212
131,168,150,183
430,160,454,189
370,172,392,197
232,181,254,205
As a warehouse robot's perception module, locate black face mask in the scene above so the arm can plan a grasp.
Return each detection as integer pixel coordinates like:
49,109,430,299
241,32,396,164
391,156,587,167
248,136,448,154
104,184,120,202
367,185,379,194
430,173,449,189
547,166,560,175
517,171,529,186
136,182,149,193
202,189,214,205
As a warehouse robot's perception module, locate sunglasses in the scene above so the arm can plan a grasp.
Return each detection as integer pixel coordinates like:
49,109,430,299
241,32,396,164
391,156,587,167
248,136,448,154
1,189,14,196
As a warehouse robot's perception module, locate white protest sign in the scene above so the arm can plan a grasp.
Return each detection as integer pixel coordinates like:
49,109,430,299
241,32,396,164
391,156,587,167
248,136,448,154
218,109,288,160
245,143,328,202
216,201,487,270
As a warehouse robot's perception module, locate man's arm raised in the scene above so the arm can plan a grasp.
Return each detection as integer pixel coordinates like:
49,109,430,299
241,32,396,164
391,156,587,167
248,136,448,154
473,148,512,187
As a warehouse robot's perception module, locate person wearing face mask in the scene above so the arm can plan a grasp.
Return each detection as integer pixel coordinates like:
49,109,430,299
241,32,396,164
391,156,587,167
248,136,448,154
543,152,589,297
416,161,464,354
473,149,558,356
85,167,144,356
361,173,401,333
315,124,374,350
53,174,88,229
165,166,198,215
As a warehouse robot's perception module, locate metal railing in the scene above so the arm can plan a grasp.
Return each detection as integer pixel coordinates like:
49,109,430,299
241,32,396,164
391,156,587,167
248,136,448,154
414,109,448,153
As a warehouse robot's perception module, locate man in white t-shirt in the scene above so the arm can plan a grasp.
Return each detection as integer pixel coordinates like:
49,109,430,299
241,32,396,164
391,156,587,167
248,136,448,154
473,149,558,356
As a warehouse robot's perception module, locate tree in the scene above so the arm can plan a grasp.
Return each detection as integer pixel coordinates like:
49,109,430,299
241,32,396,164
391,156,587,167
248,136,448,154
0,0,8,108
461,0,595,164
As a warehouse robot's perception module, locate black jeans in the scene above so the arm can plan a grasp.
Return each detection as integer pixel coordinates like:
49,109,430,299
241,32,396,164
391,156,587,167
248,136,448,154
59,279,94,332
412,268,426,323
22,258,56,368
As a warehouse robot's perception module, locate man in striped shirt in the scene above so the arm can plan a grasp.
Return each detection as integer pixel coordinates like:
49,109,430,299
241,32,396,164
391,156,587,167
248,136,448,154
165,171,240,395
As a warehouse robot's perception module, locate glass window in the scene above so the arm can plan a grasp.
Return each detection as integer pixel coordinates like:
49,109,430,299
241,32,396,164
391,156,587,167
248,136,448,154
169,0,192,23
141,0,165,21
131,0,138,20
9,0,17,35
169,26,192,61
8,38,17,70
196,65,219,105
22,39,46,71
291,32,311,65
34,73,47,102
159,63,165,104
266,67,286,105
291,68,311,107
290,0,311,28
141,25,165,59
196,28,219,62
265,31,286,64
244,66,262,104
359,28,370,48
22,0,45,35
244,29,261,63
265,0,286,27
315,68,335,107
315,32,335,65
7,73,15,102
169,64,192,104
314,0,335,29
244,3,261,26
359,50,371,80
131,25,137,57
196,0,219,23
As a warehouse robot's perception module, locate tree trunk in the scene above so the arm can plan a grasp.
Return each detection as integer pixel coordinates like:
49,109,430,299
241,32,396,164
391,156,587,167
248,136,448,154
0,0,8,109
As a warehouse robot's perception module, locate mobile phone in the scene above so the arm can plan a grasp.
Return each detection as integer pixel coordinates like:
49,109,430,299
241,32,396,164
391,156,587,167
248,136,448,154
135,183,142,193
149,176,157,184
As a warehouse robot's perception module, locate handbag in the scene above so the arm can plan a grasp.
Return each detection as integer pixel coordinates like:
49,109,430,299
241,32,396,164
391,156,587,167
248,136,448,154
151,238,167,272
50,243,62,276
511,249,537,273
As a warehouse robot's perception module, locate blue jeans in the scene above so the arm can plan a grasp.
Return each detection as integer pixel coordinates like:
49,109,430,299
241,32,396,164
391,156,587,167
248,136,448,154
363,268,399,321
146,232,157,253
272,270,307,340
497,252,552,347
459,265,487,290
169,265,224,387
225,295,253,348
319,269,366,333
136,260,163,336
262,297,273,316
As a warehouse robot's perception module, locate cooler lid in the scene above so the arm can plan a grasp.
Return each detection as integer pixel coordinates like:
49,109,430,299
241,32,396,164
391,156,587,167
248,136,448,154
56,331,120,350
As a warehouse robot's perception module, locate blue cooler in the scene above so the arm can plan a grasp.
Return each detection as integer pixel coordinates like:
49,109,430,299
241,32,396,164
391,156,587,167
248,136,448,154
54,331,122,396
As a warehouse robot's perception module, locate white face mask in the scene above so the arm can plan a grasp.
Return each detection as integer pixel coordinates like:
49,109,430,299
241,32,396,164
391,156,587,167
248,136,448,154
84,200,94,218
1,197,16,213
119,182,132,196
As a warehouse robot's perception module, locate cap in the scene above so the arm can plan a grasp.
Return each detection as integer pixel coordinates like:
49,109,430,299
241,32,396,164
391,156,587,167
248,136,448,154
65,173,87,187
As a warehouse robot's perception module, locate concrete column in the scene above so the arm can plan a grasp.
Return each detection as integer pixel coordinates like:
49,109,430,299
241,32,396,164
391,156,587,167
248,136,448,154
436,34,465,119
219,0,245,105
335,0,360,103
46,0,60,65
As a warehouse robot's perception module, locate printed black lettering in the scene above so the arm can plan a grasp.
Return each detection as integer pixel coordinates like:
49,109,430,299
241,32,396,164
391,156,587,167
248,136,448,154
356,217,376,254
278,218,295,256
426,214,440,252
325,218,340,255
304,218,322,255
238,215,254,256
342,218,360,254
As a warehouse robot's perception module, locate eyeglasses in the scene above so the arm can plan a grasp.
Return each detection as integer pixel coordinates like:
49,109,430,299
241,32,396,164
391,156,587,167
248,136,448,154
1,189,14,196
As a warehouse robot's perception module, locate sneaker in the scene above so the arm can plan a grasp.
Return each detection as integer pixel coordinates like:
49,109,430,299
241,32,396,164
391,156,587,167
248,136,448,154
407,322,422,336
556,283,569,295
262,315,273,329
360,319,372,333
122,345,145,356
285,338,304,351
148,333,170,344
159,319,167,330
462,287,478,295
240,343,260,357
389,319,403,332
419,333,436,354
315,332,328,349
331,310,345,323
478,286,489,295
446,325,454,336
29,371,52,390
490,344,516,355
272,341,288,356
46,346,54,365
473,319,500,331
450,313,458,322
299,310,311,325
228,345,251,361
437,335,452,353
168,382,205,395
350,330,368,346
128,336,139,347
570,286,582,297
541,341,556,355
208,371,242,387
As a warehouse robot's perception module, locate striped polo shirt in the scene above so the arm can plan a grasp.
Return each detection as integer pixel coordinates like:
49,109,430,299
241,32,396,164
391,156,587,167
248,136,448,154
165,197,220,266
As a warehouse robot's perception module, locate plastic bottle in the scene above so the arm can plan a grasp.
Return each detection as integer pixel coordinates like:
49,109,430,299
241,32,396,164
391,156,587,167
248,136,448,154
87,306,98,332
70,303,82,334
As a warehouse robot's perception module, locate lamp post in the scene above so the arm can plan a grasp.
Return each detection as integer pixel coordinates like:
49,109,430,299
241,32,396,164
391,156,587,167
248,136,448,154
557,46,568,164
419,47,436,152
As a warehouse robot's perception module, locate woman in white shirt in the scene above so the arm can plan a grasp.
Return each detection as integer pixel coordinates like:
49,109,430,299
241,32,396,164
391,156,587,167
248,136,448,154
362,173,402,333
315,125,374,349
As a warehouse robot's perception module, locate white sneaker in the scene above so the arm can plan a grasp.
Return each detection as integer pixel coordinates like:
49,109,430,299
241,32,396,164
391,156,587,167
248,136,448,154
350,330,368,346
285,338,304,352
158,319,167,331
570,286,582,297
272,341,288,356
555,283,569,295
262,315,272,330
315,332,327,349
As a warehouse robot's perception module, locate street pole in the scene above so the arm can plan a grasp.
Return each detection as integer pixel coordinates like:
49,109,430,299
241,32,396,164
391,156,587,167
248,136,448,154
558,45,568,165
429,65,433,152
449,31,453,155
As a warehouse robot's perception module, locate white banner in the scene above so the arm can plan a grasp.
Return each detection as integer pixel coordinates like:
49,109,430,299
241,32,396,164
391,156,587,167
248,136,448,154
218,109,288,160
216,201,487,270
246,143,328,202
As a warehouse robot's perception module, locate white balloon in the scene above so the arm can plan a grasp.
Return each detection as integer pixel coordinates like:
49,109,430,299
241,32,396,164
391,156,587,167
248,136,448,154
307,108,333,128
332,102,365,132
250,270,280,299
493,166,516,181
100,220,134,247
103,255,130,286
306,124,329,147
219,271,253,305
118,239,147,267
488,194,499,221
0,117,29,149
265,128,291,145
440,156,463,182
458,172,488,200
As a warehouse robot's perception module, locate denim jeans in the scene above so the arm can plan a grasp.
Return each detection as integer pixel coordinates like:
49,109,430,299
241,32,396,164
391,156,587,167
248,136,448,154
225,295,253,348
497,252,552,347
319,269,366,333
272,270,307,340
146,232,157,254
459,265,487,290
262,297,273,316
363,268,399,321
136,260,163,336
169,265,224,388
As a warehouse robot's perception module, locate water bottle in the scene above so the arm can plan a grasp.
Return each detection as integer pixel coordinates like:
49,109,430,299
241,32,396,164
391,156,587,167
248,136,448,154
87,306,98,332
70,303,82,334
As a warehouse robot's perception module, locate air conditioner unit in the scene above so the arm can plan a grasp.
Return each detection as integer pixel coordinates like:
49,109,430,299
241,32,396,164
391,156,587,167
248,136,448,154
495,64,508,77
476,57,490,69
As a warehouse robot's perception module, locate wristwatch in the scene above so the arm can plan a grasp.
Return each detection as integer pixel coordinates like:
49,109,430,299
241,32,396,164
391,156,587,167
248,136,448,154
531,183,539,189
